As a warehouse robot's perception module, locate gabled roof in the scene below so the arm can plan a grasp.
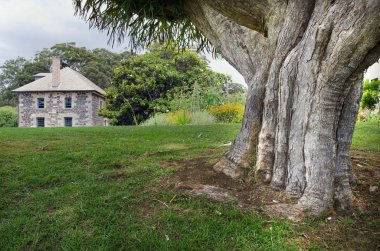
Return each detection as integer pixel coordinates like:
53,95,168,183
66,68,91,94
13,67,106,96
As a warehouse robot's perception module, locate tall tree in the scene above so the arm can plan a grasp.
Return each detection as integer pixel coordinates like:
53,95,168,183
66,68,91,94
74,0,380,216
102,44,234,125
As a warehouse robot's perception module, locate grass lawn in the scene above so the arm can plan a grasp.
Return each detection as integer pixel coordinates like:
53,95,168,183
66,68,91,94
0,122,379,250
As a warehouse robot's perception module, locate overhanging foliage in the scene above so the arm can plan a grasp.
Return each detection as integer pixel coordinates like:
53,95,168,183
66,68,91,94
73,0,214,53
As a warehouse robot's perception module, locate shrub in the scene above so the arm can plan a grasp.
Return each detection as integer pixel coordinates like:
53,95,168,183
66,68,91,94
190,111,216,125
208,103,244,123
363,78,379,91
166,110,192,125
360,90,378,110
360,79,379,110
141,111,216,126
140,113,170,126
0,106,18,127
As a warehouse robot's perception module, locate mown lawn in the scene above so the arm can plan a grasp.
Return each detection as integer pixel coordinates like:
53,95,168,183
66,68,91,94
0,122,379,250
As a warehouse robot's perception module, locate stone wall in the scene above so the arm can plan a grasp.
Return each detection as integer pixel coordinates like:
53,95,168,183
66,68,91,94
91,94,107,126
18,91,106,127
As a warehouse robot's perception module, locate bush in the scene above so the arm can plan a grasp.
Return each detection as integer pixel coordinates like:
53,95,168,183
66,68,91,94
189,111,215,125
0,106,18,127
166,110,192,125
141,111,216,126
360,79,379,110
360,91,378,110
140,113,170,126
208,103,244,123
363,78,379,91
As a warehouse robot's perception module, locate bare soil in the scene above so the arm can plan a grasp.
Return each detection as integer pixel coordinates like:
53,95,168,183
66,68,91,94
160,148,380,250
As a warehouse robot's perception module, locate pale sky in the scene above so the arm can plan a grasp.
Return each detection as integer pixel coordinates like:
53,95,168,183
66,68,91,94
0,0,378,85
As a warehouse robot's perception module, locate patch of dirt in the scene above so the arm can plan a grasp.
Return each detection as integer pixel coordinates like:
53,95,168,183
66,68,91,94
160,149,380,211
350,149,380,212
160,154,297,211
143,144,191,157
109,163,125,169
159,148,380,250
108,172,125,179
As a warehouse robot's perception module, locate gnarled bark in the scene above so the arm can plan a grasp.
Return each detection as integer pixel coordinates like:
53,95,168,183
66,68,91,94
185,0,380,215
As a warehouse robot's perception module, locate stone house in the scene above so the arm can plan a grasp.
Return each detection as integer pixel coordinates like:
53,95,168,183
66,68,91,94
12,57,108,127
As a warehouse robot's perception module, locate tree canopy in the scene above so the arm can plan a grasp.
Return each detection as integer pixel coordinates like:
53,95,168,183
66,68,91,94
101,44,239,125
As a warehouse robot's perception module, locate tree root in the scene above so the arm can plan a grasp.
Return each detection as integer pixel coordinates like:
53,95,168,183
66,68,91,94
213,156,249,179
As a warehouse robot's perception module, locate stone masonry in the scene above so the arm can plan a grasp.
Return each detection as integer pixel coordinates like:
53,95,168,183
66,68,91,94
18,91,106,127
13,58,108,127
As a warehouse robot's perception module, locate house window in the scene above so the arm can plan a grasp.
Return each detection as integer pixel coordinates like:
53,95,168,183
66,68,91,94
65,97,72,108
64,117,72,127
37,98,44,108
36,117,45,127
99,100,104,108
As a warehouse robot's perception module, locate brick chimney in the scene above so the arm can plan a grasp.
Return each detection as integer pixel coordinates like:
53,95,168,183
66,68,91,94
51,57,60,88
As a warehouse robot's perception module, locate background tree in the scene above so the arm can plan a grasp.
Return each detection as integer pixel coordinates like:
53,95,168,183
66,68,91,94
74,0,380,216
360,78,380,110
0,43,133,106
102,44,236,125
0,57,47,106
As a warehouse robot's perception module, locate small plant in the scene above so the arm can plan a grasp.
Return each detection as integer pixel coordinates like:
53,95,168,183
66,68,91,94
0,106,18,127
209,103,244,123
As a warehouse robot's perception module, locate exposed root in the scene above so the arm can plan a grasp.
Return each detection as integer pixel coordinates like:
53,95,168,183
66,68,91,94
174,183,238,203
213,156,249,179
159,149,379,220
265,203,305,221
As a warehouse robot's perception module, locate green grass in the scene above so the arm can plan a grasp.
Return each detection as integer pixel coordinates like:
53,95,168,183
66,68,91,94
0,125,296,250
353,119,380,151
0,122,379,250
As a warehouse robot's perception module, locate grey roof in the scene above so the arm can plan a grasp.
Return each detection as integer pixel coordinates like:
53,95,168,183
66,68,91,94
33,73,49,77
13,67,106,95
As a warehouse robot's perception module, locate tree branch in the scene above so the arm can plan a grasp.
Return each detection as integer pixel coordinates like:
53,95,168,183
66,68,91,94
202,0,270,35
184,0,270,81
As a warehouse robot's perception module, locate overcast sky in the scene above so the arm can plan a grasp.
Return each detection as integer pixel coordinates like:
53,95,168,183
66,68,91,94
0,0,379,84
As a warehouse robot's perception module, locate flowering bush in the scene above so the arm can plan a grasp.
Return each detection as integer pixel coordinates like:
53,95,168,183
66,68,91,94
208,103,244,123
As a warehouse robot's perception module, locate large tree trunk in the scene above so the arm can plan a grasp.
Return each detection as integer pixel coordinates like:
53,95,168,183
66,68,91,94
185,0,380,215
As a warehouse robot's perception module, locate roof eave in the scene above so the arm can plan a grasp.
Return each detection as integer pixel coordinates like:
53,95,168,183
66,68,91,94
12,90,106,96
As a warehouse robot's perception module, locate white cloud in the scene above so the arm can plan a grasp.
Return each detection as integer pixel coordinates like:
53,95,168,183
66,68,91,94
204,53,246,86
0,0,124,63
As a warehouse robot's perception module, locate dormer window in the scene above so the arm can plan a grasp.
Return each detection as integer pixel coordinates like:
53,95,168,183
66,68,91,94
37,98,44,108
65,97,72,108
